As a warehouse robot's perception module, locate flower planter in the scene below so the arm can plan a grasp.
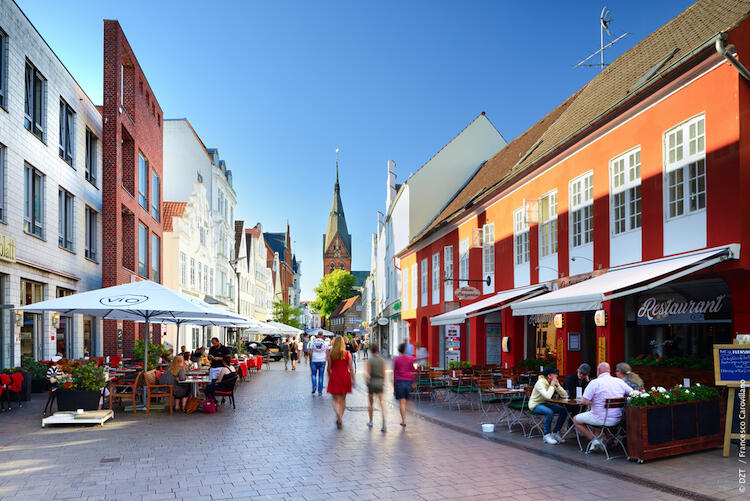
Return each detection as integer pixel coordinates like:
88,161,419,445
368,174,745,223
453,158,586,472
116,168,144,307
56,390,101,411
632,366,714,389
626,399,723,462
31,379,47,393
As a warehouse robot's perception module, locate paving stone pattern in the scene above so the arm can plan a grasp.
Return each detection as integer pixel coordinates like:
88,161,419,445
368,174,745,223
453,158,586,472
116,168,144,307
0,362,688,501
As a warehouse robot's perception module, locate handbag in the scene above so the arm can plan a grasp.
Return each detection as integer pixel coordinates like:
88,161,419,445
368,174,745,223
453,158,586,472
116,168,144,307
201,398,217,414
185,397,201,414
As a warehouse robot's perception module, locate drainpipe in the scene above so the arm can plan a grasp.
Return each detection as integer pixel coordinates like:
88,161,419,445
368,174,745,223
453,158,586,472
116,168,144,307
716,33,750,81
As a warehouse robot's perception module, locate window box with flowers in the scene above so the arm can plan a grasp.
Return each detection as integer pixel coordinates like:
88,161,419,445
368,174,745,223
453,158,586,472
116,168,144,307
625,384,723,462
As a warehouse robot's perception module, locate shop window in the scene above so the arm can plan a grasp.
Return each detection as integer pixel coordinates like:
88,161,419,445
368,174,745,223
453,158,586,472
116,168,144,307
58,99,75,165
443,246,453,302
539,191,557,257
24,60,45,141
431,253,440,305
83,317,93,358
569,172,593,247
610,148,641,234
513,208,529,265
24,164,44,238
665,115,705,218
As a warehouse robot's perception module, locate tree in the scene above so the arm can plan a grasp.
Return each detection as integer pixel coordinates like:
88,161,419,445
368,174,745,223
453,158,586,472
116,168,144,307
311,270,356,318
272,300,302,328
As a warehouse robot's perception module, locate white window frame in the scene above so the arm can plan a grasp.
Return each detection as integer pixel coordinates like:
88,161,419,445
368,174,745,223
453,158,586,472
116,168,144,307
24,60,46,141
459,238,469,287
513,208,529,265
482,223,495,294
59,99,74,165
539,190,558,258
411,265,417,309
420,258,428,306
664,114,706,220
610,147,641,235
431,253,440,305
180,252,187,286
569,172,593,248
443,245,453,302
85,206,97,261
190,258,196,288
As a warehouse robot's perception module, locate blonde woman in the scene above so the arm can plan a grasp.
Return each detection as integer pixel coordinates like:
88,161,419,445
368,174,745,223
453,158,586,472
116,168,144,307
615,362,644,390
161,355,189,411
327,336,355,428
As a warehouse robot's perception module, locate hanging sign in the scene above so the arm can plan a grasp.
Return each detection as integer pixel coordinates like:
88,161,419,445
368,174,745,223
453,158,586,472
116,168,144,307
455,286,480,300
377,318,389,326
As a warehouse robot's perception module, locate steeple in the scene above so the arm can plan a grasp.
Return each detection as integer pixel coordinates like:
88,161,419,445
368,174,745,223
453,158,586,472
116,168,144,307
324,149,351,258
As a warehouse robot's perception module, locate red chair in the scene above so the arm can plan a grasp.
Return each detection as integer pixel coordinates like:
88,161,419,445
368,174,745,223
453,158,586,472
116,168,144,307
239,362,248,381
7,372,23,409
212,373,239,409
0,373,9,411
109,355,122,367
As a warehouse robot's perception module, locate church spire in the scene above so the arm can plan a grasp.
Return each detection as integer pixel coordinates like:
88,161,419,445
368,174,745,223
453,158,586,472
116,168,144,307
324,148,351,258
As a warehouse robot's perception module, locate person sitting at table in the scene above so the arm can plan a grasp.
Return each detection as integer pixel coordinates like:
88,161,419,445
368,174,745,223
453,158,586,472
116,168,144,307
574,362,634,451
204,355,237,404
615,362,643,390
208,337,231,368
161,355,189,411
178,346,191,361
190,348,203,364
563,363,591,400
529,367,569,445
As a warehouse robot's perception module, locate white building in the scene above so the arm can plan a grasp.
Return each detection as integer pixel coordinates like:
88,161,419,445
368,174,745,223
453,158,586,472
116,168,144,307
298,302,320,330
163,119,237,314
245,223,274,322
373,114,506,357
0,1,104,366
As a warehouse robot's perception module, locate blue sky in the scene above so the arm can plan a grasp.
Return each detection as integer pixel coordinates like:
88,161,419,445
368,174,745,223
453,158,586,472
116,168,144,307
17,0,692,300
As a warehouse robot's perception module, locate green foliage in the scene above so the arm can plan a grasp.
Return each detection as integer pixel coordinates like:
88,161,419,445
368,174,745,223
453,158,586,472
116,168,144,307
311,270,356,318
447,361,473,370
133,339,170,370
272,301,302,328
628,354,712,370
22,357,49,380
519,356,557,369
628,383,720,407
69,361,107,391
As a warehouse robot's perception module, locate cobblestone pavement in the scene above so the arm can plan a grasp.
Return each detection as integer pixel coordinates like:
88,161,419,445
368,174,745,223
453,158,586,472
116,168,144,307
0,361,687,501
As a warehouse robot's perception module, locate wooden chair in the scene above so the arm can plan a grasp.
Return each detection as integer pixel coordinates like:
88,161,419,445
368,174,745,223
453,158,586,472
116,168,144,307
110,371,143,414
144,370,173,414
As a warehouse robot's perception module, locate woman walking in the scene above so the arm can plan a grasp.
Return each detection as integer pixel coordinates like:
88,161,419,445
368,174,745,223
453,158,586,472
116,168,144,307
290,337,299,371
393,342,416,428
365,343,387,431
327,336,355,429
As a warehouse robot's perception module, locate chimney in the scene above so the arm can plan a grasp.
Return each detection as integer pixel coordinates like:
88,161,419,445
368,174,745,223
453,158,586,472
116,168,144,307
386,159,397,210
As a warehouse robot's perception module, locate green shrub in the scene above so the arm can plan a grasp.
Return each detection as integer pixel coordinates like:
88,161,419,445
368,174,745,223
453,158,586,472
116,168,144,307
21,357,49,380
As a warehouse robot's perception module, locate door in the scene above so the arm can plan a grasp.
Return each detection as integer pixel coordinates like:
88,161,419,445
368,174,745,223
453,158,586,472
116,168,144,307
581,311,597,368
485,324,502,365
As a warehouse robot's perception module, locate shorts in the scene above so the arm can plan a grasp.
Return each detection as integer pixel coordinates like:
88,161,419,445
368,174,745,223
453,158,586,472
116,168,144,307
368,379,384,394
394,380,412,400
291,353,298,361
574,411,606,427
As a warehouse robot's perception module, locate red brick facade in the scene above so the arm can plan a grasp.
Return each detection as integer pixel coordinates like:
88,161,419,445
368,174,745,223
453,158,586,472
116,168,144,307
102,20,164,356
323,234,351,276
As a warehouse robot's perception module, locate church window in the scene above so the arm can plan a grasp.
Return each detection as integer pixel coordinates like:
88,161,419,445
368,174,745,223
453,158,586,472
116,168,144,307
339,263,345,270
329,262,334,272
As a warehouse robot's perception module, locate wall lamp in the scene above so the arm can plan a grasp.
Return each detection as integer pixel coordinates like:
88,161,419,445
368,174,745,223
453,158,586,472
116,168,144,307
14,309,23,326
536,265,564,278
52,312,60,328
571,255,603,270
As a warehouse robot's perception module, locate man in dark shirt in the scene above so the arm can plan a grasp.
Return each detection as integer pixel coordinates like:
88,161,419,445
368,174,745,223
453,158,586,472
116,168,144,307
208,337,231,368
563,363,591,400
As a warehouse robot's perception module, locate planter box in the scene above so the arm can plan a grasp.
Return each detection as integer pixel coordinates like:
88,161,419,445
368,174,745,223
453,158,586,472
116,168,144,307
626,399,723,462
632,366,714,389
56,390,101,411
31,379,47,393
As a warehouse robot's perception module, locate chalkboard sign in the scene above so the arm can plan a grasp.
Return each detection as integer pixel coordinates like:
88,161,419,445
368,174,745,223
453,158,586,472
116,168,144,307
713,344,750,386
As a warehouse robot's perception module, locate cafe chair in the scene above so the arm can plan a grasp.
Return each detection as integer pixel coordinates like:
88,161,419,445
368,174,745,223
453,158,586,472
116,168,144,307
144,370,173,414
583,397,629,460
476,378,501,423
521,387,546,439
212,372,239,410
110,371,143,413
450,375,476,411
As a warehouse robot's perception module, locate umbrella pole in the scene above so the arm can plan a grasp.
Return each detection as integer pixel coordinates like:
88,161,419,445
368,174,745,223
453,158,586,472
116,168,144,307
176,322,180,358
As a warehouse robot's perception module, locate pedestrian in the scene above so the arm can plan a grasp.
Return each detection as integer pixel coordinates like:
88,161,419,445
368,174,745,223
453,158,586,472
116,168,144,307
290,337,299,371
302,335,309,364
309,332,329,395
346,337,358,372
327,336,355,429
365,343,386,431
393,342,416,428
362,338,369,359
281,337,290,371
298,337,305,364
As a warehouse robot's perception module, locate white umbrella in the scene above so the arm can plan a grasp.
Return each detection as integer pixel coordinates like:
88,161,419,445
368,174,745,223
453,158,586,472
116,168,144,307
243,321,283,335
23,280,244,371
306,327,335,337
267,321,304,337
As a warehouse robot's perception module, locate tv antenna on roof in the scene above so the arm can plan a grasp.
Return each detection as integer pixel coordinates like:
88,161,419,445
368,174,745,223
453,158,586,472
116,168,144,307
574,6,628,70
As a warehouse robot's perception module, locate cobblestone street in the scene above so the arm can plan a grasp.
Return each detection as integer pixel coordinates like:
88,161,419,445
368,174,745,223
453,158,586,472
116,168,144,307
0,362,687,501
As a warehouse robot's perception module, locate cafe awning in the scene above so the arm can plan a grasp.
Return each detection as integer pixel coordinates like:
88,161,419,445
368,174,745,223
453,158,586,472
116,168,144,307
511,244,740,317
430,284,548,326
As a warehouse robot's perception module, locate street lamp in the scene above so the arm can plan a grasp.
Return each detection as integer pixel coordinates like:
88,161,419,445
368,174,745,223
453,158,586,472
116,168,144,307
229,256,246,346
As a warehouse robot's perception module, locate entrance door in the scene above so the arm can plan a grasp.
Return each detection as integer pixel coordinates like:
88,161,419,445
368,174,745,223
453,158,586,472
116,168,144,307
20,313,40,359
581,311,597,368
56,316,72,358
485,324,502,365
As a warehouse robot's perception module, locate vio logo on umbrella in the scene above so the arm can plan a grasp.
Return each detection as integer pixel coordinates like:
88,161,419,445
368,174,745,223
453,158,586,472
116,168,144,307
99,294,149,306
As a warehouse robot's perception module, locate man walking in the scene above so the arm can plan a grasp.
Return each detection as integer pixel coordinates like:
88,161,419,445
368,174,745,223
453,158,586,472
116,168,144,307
309,332,329,395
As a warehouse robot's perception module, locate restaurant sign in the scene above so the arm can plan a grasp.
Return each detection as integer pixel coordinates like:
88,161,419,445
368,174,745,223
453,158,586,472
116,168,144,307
636,292,731,325
0,234,15,263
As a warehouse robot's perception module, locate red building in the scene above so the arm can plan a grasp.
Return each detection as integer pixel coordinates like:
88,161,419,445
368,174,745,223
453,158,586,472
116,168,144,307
101,20,164,356
399,0,750,376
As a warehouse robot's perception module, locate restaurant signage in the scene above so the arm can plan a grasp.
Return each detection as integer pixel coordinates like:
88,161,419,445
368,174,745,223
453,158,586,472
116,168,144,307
636,293,731,325
455,286,480,300
445,324,460,364
0,234,15,263
377,317,389,326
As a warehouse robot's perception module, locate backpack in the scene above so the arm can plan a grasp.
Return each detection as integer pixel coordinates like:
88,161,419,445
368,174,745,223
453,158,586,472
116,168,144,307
201,398,217,414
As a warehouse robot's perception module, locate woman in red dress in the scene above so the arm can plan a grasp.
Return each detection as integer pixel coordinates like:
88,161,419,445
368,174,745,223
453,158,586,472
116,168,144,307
327,336,355,428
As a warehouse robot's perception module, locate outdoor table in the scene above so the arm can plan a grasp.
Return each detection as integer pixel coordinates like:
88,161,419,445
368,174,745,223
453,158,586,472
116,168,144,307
552,397,587,445
179,376,210,398
486,388,525,429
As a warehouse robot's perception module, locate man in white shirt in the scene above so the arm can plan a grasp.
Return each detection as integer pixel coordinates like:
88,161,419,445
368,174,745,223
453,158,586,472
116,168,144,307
309,332,329,396
574,362,633,450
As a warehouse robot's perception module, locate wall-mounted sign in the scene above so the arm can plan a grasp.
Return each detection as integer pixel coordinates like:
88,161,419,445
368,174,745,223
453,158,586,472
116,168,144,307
0,234,16,263
445,324,461,364
637,293,731,325
568,332,580,351
455,286,480,300
597,336,607,364
528,313,554,326
377,317,389,326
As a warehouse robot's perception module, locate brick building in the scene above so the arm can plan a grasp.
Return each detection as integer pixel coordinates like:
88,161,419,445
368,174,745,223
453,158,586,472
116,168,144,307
101,20,164,357
323,161,352,276
329,295,362,338
265,224,299,306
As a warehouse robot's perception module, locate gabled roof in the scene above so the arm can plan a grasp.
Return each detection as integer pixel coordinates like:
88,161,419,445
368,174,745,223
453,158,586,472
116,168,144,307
351,271,369,288
332,295,359,317
234,220,245,261
324,160,351,254
412,0,750,247
163,202,187,232
264,232,287,263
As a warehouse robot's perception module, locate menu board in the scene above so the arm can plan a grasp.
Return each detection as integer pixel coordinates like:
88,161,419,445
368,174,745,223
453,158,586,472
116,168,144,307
713,344,750,386
445,325,461,365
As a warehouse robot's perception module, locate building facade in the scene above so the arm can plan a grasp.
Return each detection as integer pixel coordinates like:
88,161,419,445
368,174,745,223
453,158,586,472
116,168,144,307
101,20,164,357
264,225,298,306
245,223,274,322
400,0,750,376
0,0,104,366
329,295,362,338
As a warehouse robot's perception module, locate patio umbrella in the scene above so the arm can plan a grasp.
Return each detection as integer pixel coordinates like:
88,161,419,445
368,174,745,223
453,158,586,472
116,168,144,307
22,280,245,372
306,327,335,337
150,314,259,353
243,321,283,336
266,321,304,337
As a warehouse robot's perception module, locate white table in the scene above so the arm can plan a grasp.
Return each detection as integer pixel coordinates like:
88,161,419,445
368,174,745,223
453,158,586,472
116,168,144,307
179,377,210,398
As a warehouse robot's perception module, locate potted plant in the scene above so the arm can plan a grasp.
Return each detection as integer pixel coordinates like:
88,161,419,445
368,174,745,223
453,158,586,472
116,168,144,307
56,361,107,411
0,366,32,402
21,357,49,393
626,384,722,462
133,339,170,370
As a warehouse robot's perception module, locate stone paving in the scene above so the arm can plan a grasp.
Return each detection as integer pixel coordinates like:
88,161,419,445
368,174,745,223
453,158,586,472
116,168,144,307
0,361,703,501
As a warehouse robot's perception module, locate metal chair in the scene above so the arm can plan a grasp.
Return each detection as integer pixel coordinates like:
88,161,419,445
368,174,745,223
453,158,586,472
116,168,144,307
522,386,546,438
583,397,629,460
212,372,239,409
476,378,501,423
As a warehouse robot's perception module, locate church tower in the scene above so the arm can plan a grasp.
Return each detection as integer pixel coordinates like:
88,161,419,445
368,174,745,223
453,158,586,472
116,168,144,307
323,153,352,275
